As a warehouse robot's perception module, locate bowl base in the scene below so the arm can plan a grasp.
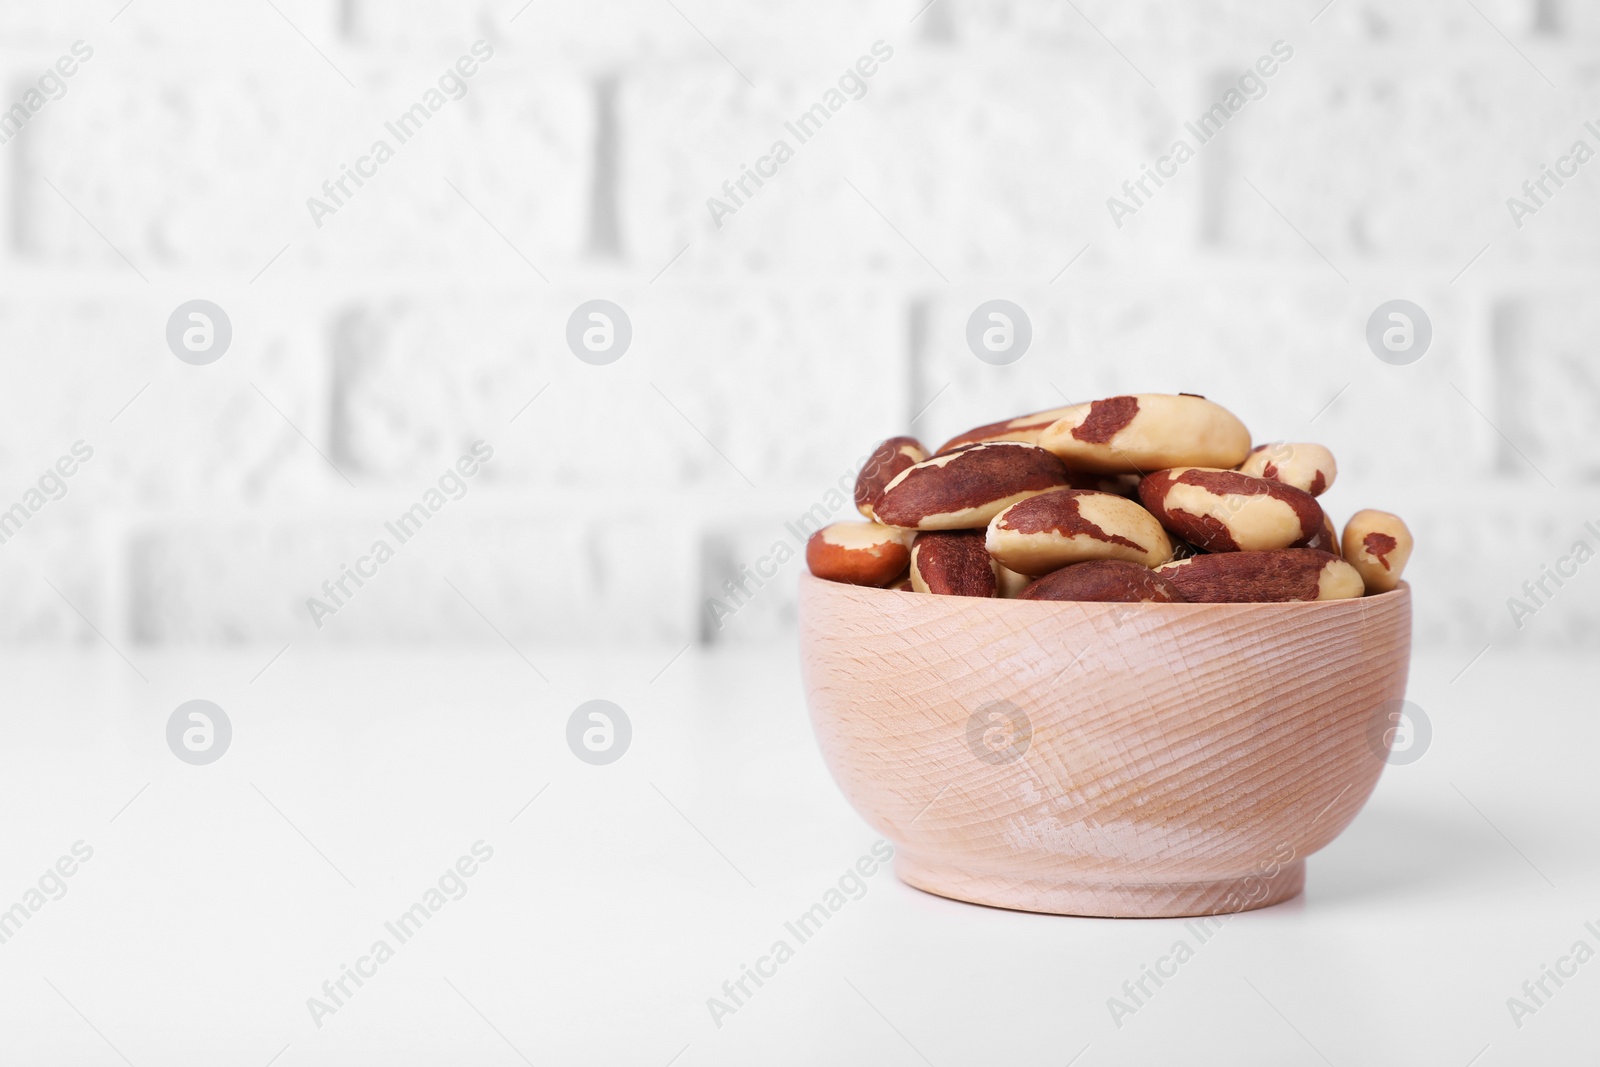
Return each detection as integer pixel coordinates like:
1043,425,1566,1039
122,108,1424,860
894,853,1305,919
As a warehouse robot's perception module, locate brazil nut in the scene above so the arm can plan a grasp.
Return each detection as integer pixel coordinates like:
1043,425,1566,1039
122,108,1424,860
805,523,914,587
1018,560,1186,603
1341,509,1413,594
910,530,999,597
1038,393,1252,474
854,436,929,520
1138,467,1324,553
874,441,1072,530
986,488,1174,575
1238,442,1337,497
1154,549,1364,603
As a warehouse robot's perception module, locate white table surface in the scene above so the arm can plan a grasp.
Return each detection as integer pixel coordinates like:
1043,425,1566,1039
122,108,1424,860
0,642,1594,1066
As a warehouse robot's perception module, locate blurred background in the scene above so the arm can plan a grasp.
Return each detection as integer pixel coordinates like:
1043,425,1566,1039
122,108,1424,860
2,1,1598,1064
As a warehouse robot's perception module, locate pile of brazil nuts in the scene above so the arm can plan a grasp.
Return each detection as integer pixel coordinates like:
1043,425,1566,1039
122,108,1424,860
805,393,1414,603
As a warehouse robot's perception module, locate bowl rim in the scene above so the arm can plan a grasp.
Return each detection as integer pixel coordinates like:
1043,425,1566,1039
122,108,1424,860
799,569,1410,614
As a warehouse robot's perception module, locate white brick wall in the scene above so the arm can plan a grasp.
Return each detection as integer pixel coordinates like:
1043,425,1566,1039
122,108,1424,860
1,0,1594,651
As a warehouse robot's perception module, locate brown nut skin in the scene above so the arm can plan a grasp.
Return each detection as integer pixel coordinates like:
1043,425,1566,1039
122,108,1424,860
1038,393,1253,474
1154,549,1365,603
805,523,914,587
854,436,929,520
909,530,999,597
1138,467,1324,553
935,405,1078,454
1239,442,1337,497
1300,512,1340,555
931,445,1135,496
874,441,1073,531
986,488,1174,575
1342,509,1413,594
1018,560,1186,603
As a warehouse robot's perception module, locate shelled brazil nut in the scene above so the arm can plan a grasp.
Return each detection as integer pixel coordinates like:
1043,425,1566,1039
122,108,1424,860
1238,442,1337,497
1018,560,1186,603
809,391,1413,603
806,523,913,587
1137,467,1324,553
873,442,1073,530
910,531,999,597
1154,549,1365,603
1037,394,1252,473
1342,509,1414,594
854,436,929,521
986,489,1173,575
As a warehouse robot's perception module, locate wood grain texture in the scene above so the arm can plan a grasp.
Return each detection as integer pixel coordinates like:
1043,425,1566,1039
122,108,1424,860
798,572,1412,918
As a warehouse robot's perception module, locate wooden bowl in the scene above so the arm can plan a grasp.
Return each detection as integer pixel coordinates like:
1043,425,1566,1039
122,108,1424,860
798,572,1412,918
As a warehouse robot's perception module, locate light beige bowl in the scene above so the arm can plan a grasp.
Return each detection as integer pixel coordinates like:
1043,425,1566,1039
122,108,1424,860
798,572,1412,918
